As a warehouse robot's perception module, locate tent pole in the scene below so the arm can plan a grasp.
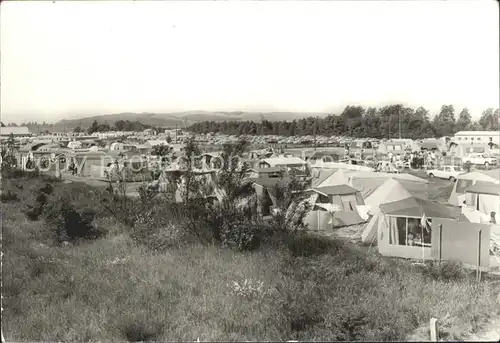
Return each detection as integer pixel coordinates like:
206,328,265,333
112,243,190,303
438,224,443,264
421,221,425,263
477,229,482,282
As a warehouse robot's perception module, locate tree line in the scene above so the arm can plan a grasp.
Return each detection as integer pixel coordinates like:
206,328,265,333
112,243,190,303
188,105,500,139
84,120,164,134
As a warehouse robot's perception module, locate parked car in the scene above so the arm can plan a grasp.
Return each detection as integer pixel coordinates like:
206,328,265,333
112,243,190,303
462,153,497,167
427,165,465,181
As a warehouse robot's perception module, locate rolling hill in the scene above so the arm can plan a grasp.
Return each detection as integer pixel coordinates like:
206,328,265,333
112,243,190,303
53,111,331,130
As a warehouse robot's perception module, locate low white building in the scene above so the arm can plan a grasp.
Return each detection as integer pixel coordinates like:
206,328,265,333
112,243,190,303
453,131,500,146
1,126,32,139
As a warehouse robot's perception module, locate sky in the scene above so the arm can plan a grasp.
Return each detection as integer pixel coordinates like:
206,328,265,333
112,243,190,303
1,0,499,124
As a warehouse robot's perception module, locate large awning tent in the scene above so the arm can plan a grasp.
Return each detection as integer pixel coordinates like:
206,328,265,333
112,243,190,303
303,184,367,230
448,169,500,206
374,196,458,260
361,178,413,244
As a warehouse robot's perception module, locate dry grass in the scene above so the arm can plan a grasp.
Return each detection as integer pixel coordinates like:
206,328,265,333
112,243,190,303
2,175,499,341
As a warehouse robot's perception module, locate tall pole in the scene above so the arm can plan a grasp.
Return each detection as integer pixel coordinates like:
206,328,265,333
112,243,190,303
389,115,391,140
313,117,317,152
399,107,402,139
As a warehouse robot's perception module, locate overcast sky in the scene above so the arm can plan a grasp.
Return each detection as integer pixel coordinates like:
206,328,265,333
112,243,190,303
1,0,499,123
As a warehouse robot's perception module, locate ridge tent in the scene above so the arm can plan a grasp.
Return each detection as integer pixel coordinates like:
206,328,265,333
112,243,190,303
303,184,366,230
316,169,428,199
361,178,413,244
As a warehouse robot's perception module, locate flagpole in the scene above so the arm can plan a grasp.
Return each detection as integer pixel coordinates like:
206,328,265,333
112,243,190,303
420,204,426,264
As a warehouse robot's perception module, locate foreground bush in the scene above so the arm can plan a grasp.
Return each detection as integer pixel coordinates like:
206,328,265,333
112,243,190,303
3,208,499,342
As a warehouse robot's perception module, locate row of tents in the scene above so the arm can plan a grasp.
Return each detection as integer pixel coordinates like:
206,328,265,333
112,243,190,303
298,168,500,272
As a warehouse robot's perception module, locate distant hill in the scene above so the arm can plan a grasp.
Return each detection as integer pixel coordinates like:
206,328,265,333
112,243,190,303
52,111,330,131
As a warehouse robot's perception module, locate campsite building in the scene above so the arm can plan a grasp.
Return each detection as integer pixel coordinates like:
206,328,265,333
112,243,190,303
0,126,32,140
453,131,500,146
448,169,500,206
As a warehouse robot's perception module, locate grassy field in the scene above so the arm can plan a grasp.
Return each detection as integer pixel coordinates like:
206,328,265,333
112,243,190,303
2,174,500,341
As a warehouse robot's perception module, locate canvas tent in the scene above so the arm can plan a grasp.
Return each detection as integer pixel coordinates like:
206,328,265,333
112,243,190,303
464,182,500,219
361,178,413,244
249,177,292,216
375,196,457,260
315,169,428,199
448,169,500,206
303,184,366,230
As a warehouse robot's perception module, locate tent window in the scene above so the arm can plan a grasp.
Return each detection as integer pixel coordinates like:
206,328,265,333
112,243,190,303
355,193,364,206
390,217,432,247
341,194,357,211
317,194,330,204
392,217,407,245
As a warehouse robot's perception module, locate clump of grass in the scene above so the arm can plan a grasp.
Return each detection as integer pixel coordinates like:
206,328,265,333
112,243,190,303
420,260,469,281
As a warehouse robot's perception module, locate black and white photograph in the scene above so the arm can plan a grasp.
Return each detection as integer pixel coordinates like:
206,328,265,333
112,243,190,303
1,0,499,341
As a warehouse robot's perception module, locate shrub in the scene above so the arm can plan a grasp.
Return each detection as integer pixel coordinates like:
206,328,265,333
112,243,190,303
1,189,19,202
285,234,339,258
420,260,468,281
24,182,54,221
44,195,105,243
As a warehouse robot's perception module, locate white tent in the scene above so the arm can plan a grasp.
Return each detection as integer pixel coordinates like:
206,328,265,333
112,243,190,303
361,178,413,244
448,169,500,206
316,169,427,199
315,169,353,188
464,182,500,219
